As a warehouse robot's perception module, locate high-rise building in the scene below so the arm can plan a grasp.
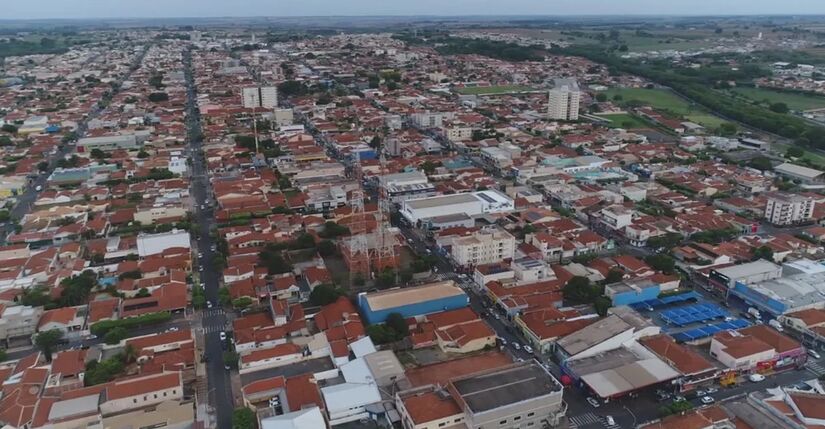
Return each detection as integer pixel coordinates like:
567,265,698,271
241,86,278,109
764,192,815,226
548,78,581,121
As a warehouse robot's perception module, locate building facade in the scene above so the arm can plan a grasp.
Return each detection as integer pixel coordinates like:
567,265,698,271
548,79,581,121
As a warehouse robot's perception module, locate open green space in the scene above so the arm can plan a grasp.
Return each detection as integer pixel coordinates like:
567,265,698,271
454,85,536,95
605,87,730,129
595,113,653,129
729,87,825,111
771,142,825,168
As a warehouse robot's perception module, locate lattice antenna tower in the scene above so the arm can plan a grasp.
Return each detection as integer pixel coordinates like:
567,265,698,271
348,153,370,285
375,150,396,274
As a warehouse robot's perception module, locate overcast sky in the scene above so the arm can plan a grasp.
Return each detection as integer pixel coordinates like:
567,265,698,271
5,0,825,19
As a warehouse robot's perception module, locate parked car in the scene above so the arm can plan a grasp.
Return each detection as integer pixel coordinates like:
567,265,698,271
524,345,534,354
35,185,42,192
219,332,227,341
586,397,600,408
701,396,715,405
606,416,615,426
207,300,213,308
749,374,766,382
695,390,707,397
705,387,718,394
498,337,507,346
512,342,521,351
809,349,821,359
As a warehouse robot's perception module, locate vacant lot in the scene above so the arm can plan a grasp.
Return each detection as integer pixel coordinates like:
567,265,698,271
595,113,653,129
730,87,825,111
454,85,536,95
605,87,730,129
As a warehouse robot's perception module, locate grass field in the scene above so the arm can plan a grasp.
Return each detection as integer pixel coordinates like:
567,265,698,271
454,85,536,95
595,113,653,129
730,87,825,111
605,87,730,129
771,142,825,168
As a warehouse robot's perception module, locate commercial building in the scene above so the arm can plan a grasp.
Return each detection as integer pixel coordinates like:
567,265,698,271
136,229,191,258
76,132,149,153
730,271,825,316
379,171,437,203
0,305,43,345
604,278,661,306
449,228,516,268
774,162,825,186
640,334,719,392
358,281,468,324
709,325,805,372
548,79,581,121
448,362,566,429
242,86,278,109
707,259,783,297
555,306,660,362
764,192,816,226
400,190,514,226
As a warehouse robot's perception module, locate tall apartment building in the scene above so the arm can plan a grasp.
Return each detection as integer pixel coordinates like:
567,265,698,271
764,192,815,226
242,86,278,109
548,78,581,121
450,228,516,268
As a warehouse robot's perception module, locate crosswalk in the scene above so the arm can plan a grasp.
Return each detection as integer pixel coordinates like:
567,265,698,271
201,308,225,318
807,361,825,376
201,322,232,334
569,413,620,429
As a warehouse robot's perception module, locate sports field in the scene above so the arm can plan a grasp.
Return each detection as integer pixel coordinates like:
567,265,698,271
605,87,730,129
730,87,825,111
595,113,652,129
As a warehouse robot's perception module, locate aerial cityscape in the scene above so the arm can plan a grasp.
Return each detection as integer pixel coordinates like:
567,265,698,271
7,3,825,429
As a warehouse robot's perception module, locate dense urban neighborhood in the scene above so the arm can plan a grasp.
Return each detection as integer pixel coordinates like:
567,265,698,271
6,13,825,429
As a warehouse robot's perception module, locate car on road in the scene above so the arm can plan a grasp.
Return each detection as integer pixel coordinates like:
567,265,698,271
198,252,203,259
512,342,521,351
674,396,686,403
809,349,821,359
494,313,500,320
586,397,600,408
167,327,179,332
35,185,42,191
219,332,227,341
498,337,507,346
606,416,615,426
705,387,718,394
695,390,706,397
524,345,534,354
700,396,715,405
207,300,213,309
210,245,216,252
749,374,765,382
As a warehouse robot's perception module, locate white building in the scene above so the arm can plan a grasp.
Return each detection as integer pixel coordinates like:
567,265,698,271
242,86,279,109
764,192,815,226
548,79,581,121
401,190,514,226
136,230,191,257
450,228,516,267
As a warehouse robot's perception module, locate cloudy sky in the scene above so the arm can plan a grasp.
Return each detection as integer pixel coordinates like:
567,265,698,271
5,0,825,19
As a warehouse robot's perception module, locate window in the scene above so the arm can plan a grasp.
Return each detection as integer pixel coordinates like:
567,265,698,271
527,422,534,427
154,394,158,399
527,412,535,417
133,399,137,404
454,419,462,423
514,416,521,421
499,420,507,425
439,423,446,428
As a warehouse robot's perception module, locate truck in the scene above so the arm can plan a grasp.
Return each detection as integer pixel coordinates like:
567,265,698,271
747,307,762,319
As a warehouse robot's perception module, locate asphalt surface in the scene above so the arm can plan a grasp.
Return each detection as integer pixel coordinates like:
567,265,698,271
183,48,234,429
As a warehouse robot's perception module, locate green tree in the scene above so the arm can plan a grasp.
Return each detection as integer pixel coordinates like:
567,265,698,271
718,122,738,137
309,284,344,306
385,312,409,338
749,156,773,171
232,407,257,429
645,254,676,274
753,245,774,261
35,329,64,362
90,148,106,160
375,269,396,289
317,240,338,256
319,221,350,239
135,288,151,298
786,146,805,158
0,349,7,362
647,232,683,250
232,297,254,310
137,150,150,159
218,287,232,306
104,327,128,345
604,269,625,284
1,124,18,134
562,276,602,305
595,93,608,102
769,102,790,114
148,92,169,102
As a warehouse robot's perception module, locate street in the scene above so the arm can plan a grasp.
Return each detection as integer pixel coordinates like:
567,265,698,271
183,48,234,429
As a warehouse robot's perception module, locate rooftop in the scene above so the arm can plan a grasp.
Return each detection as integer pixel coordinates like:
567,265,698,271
362,281,466,312
450,362,561,414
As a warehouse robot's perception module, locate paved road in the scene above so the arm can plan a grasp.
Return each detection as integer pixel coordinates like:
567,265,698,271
183,47,234,429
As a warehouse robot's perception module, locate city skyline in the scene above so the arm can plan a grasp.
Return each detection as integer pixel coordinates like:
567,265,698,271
5,0,825,20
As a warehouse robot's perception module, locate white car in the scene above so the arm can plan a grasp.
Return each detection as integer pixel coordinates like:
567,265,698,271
207,300,213,309
700,396,715,405
586,397,600,408
524,345,534,354
199,266,203,272
512,342,521,351
749,373,766,382
705,387,718,394
35,185,42,192
219,332,227,341
809,349,821,359
606,416,615,426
